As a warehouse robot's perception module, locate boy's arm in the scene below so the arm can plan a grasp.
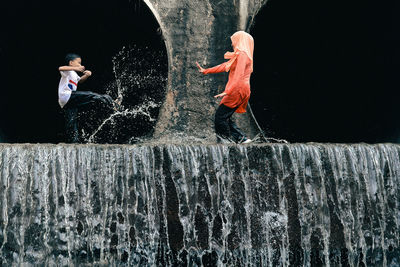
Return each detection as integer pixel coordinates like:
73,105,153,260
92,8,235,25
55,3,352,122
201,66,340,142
79,70,92,83
59,65,85,72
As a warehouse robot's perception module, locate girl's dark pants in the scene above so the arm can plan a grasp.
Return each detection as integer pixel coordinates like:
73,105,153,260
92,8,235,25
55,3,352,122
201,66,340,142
214,104,247,142
63,91,114,143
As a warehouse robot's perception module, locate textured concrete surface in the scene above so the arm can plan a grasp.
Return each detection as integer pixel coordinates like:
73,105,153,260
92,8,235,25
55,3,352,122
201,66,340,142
143,0,267,142
1,143,399,265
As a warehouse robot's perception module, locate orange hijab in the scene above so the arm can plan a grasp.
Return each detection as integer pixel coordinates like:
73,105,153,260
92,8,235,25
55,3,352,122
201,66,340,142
224,31,254,72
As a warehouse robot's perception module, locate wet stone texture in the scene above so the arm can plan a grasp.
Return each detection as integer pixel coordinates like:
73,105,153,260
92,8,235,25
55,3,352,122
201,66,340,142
0,143,399,266
144,0,267,141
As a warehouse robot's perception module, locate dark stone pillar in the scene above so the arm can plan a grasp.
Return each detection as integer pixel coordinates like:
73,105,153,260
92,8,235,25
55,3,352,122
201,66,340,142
144,0,267,142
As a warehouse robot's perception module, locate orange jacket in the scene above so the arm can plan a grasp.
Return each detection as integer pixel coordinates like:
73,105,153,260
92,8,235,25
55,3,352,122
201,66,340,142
203,51,252,113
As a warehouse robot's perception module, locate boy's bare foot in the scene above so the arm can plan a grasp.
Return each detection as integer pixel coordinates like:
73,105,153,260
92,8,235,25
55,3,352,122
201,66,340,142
115,95,123,106
113,96,123,111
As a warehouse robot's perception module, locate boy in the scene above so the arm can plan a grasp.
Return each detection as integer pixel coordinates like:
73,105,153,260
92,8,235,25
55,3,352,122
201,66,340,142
58,53,116,143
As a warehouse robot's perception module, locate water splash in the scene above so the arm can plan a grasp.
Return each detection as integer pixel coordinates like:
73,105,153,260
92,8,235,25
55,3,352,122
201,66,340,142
85,101,159,144
78,45,167,144
109,45,167,107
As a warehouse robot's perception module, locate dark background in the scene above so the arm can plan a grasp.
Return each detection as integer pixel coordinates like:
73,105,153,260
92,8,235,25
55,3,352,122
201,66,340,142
0,0,399,143
0,0,164,143
250,0,400,143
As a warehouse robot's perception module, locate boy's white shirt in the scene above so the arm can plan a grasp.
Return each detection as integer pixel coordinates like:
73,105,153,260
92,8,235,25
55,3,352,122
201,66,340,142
58,70,81,108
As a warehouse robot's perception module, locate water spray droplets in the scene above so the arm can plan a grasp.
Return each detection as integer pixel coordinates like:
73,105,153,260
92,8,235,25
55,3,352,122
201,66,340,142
81,45,167,144
86,101,160,143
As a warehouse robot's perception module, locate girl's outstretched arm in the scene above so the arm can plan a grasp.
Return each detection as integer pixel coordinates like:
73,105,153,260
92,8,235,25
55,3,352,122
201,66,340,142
196,62,205,73
196,61,227,74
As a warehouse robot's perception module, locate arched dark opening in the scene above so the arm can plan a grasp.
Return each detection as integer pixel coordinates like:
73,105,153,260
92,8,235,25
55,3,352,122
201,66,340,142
250,0,400,143
0,0,167,144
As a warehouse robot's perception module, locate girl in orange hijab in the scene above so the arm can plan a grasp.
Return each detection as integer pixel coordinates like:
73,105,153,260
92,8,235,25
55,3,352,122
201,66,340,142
196,31,254,143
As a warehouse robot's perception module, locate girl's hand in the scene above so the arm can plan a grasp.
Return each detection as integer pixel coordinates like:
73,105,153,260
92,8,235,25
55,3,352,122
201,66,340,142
196,62,205,73
214,92,227,98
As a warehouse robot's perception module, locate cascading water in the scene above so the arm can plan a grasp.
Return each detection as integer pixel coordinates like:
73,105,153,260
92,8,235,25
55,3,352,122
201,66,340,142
1,143,399,266
239,0,249,30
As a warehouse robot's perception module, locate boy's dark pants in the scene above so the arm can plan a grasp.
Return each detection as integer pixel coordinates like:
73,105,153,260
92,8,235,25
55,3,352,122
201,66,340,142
214,104,246,142
63,91,114,143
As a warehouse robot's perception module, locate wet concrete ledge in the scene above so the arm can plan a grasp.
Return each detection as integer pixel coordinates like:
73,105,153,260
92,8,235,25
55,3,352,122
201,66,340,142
1,143,399,266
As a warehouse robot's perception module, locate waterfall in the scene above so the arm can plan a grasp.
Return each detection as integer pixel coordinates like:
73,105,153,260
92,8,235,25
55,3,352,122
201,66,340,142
1,143,399,266
239,0,249,30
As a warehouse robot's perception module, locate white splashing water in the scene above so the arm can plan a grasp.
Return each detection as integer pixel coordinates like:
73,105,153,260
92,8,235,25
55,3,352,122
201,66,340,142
1,143,399,266
81,45,167,144
86,101,159,143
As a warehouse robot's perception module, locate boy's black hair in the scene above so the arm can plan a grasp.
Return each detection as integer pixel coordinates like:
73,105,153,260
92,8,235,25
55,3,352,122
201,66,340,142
65,53,81,65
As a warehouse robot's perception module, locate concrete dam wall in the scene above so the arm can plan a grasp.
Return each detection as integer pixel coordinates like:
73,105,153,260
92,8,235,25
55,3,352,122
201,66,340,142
1,143,399,266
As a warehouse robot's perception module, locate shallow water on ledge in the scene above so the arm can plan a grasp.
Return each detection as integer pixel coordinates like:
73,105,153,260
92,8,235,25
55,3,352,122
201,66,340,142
0,143,399,266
